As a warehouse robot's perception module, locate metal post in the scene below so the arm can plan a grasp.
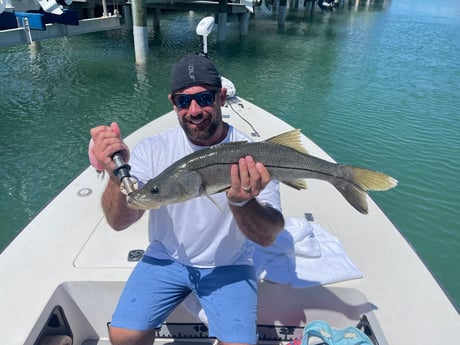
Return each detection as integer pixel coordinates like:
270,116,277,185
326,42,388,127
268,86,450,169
306,0,315,18
102,0,108,17
278,0,287,27
131,0,148,64
239,12,249,36
217,0,227,42
153,7,160,31
124,3,133,29
23,18,34,45
354,0,360,10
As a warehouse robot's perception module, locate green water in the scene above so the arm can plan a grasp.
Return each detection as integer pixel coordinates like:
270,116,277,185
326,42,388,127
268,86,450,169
1,0,459,309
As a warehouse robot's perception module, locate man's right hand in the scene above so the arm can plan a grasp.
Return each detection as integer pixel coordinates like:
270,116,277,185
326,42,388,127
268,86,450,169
89,122,130,180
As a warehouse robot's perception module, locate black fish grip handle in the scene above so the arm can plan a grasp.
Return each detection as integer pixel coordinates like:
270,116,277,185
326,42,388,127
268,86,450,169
112,152,136,195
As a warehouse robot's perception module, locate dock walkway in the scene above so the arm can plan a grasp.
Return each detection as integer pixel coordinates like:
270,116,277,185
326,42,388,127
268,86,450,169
0,0,250,49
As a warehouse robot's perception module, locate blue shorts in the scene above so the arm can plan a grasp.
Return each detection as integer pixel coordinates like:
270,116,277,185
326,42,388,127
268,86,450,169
111,256,258,344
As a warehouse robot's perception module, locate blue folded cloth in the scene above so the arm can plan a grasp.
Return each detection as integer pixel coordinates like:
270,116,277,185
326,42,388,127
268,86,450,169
302,320,373,345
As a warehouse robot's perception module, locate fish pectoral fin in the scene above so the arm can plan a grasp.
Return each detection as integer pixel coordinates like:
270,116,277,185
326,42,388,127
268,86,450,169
282,179,308,190
265,129,309,154
213,186,231,194
199,182,224,211
204,193,225,212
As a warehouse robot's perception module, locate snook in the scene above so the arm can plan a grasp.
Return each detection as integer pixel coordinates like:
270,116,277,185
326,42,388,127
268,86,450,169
126,130,397,214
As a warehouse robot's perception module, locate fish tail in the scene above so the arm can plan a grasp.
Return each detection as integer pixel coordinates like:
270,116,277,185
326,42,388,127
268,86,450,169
352,167,398,191
334,167,398,214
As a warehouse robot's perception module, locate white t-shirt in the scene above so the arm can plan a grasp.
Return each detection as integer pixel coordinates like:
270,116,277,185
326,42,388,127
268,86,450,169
129,125,281,268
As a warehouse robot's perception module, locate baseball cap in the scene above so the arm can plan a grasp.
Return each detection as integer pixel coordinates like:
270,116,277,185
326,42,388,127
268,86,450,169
171,54,222,93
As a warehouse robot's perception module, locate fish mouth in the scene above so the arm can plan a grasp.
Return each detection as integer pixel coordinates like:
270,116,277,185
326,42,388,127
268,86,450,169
126,195,161,210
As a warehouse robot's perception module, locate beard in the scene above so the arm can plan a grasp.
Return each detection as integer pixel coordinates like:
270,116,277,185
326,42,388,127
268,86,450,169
180,117,220,145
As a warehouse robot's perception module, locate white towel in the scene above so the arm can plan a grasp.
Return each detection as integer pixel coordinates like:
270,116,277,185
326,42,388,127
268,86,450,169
254,217,362,287
182,217,362,321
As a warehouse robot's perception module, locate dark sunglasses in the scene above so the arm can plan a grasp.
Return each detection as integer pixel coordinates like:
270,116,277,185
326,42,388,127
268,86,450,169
172,90,218,109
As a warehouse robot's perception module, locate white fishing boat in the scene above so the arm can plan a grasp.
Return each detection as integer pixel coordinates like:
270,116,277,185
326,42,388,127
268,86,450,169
1,91,459,345
1,17,459,345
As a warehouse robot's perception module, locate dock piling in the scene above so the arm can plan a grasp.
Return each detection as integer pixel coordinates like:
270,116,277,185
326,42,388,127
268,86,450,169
217,0,227,41
239,12,249,36
131,0,148,64
278,0,287,27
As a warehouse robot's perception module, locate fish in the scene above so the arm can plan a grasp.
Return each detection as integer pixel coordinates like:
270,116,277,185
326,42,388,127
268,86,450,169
126,129,398,214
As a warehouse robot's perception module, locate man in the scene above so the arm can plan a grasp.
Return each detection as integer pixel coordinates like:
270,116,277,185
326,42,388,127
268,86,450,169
90,54,284,345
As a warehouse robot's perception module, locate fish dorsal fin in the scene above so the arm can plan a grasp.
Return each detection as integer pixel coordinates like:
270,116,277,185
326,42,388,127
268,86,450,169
265,129,309,154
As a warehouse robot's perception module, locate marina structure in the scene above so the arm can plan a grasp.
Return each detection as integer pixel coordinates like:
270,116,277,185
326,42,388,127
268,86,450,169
0,0,122,47
0,0,389,61
0,0,255,52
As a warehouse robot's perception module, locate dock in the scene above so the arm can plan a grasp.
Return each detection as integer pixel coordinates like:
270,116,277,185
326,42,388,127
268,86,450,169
0,0,355,60
0,0,254,50
0,16,122,47
0,0,124,48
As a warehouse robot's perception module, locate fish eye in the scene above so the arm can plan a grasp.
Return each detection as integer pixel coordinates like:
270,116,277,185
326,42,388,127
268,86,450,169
150,186,160,194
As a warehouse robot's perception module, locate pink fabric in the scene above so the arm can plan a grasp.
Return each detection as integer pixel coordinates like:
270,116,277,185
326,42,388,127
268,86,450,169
88,122,121,171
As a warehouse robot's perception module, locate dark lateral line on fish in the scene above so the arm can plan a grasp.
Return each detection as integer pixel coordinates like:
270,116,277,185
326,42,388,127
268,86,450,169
195,163,366,192
263,165,366,191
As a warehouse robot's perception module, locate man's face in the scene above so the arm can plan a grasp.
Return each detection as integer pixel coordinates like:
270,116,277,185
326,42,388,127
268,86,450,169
170,85,227,146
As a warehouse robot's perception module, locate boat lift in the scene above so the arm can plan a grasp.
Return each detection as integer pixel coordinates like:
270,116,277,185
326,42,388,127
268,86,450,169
0,0,121,47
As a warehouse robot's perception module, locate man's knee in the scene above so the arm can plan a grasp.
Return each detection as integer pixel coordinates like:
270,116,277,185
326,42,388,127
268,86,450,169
109,326,156,345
